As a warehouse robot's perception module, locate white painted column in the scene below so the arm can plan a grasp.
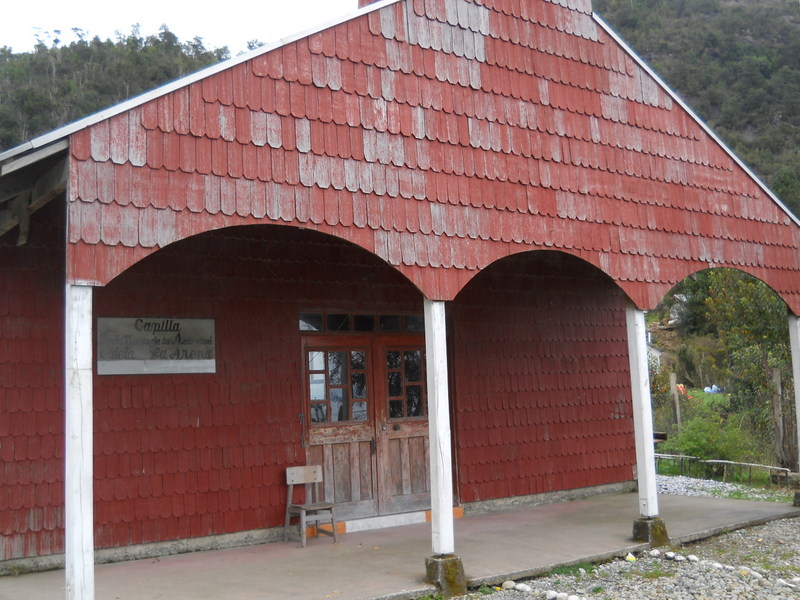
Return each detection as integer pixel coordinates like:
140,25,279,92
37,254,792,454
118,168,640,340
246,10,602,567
625,302,659,518
424,299,455,555
65,284,95,600
787,314,800,471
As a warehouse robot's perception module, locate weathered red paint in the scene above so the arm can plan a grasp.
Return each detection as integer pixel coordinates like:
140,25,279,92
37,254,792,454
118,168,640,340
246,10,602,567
89,226,424,550
451,252,635,503
6,0,800,565
65,0,800,312
0,202,66,560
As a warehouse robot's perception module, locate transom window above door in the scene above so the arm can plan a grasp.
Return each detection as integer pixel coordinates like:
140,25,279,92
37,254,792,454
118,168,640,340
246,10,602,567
307,349,369,424
299,312,424,333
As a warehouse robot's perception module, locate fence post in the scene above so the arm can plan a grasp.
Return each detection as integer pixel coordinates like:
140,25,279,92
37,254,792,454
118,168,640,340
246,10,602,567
669,372,682,430
771,368,787,467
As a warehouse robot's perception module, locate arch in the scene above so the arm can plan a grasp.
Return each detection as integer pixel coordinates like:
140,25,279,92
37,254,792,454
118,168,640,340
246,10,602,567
68,216,426,297
645,265,798,471
448,248,637,504
653,264,791,313
453,247,632,304
90,221,431,550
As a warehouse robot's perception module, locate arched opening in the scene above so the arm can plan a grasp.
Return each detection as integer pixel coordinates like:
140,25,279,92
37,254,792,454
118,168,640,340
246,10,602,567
90,223,432,552
448,250,637,506
648,267,797,473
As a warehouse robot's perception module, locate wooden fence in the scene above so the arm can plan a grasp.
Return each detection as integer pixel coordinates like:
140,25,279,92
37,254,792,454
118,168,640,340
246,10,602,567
655,453,791,488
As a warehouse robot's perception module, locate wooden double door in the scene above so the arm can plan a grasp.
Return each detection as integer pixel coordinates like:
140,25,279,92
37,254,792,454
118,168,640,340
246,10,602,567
302,333,431,520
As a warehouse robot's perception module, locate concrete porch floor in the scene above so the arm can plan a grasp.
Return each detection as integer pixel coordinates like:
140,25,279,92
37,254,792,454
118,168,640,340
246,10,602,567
1,492,799,600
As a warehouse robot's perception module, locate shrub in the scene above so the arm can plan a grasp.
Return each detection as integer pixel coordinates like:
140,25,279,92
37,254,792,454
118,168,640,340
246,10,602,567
659,393,762,463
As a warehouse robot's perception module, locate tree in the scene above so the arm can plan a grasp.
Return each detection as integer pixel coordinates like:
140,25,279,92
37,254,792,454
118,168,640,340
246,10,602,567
0,26,229,150
703,269,795,469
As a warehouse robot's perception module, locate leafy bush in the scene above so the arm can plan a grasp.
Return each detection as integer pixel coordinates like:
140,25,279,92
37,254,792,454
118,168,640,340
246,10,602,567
660,392,763,463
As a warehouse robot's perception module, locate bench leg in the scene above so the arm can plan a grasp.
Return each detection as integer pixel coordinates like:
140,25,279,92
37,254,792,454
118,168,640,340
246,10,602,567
299,509,307,548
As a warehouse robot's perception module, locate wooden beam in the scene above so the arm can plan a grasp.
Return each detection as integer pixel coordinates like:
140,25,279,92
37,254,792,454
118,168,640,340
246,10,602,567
424,299,455,555
0,158,67,244
65,284,95,600
626,303,659,518
0,170,32,204
12,191,32,246
0,139,69,176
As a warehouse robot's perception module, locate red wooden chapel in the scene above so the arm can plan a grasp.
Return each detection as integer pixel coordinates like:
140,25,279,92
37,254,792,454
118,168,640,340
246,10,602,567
3,0,800,597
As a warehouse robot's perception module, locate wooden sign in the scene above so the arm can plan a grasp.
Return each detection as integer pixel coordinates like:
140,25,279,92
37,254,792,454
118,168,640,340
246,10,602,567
97,317,216,375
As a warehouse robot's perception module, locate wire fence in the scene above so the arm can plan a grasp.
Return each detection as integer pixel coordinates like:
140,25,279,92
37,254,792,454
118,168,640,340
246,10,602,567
654,453,791,488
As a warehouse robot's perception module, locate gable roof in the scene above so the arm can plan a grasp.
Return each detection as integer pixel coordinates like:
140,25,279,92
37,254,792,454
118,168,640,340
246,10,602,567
1,0,792,228
3,0,800,312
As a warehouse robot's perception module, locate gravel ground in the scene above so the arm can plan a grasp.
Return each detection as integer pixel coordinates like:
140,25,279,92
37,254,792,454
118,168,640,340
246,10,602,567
454,476,800,600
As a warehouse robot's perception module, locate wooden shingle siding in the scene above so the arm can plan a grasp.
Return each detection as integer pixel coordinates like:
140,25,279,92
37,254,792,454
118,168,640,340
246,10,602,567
65,0,800,310
451,251,635,502
90,227,422,551
0,202,66,560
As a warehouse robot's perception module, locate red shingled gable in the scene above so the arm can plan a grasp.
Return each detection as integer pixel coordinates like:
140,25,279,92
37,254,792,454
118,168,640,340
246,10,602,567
64,0,800,312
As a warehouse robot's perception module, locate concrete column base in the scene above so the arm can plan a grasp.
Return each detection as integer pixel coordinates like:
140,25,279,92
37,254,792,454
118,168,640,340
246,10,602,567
632,517,669,547
425,554,467,597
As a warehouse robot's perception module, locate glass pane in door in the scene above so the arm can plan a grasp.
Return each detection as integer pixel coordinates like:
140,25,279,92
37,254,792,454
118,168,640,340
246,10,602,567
306,348,368,425
385,348,427,419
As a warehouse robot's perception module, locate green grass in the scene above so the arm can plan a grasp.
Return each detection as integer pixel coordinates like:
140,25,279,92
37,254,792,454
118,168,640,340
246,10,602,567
632,566,675,579
706,486,793,503
548,562,596,577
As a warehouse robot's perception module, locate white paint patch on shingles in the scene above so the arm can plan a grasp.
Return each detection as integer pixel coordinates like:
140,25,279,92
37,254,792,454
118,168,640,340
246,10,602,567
404,0,489,72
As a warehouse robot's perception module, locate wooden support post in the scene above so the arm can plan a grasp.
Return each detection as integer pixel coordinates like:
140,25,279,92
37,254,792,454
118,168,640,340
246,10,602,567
669,372,681,430
787,314,800,472
771,367,787,467
626,303,659,519
65,284,95,600
424,299,455,556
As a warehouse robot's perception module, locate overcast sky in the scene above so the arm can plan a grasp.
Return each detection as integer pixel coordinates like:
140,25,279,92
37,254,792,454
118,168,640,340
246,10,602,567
2,0,358,54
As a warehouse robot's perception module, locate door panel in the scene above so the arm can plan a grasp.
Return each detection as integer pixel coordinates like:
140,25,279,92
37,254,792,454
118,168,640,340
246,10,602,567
375,344,430,514
307,438,377,519
302,335,430,519
304,337,378,520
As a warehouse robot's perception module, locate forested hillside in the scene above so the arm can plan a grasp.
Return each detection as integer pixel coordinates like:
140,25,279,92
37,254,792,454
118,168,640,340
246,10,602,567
594,0,800,214
0,27,228,150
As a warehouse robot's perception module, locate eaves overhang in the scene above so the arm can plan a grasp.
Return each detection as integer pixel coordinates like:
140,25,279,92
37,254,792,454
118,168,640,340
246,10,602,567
592,12,800,229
